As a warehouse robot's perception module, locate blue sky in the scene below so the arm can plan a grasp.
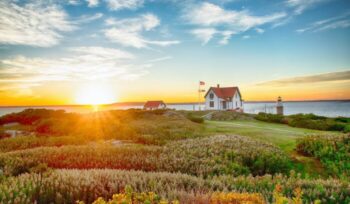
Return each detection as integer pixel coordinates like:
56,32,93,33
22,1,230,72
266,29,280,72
0,0,349,105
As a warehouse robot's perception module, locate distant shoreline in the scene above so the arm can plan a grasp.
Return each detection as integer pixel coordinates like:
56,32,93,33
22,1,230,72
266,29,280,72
0,99,350,108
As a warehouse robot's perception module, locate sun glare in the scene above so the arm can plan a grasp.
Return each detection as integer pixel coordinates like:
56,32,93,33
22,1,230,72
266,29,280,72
75,82,117,105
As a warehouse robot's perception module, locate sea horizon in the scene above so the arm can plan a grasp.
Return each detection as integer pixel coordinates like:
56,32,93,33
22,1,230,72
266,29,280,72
1,98,350,108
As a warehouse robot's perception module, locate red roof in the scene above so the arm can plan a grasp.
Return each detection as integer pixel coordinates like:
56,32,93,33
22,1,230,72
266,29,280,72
205,87,241,100
144,100,166,108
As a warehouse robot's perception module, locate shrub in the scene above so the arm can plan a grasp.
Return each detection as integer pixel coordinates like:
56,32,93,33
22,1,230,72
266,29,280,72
186,115,204,123
255,113,349,132
296,134,350,178
210,192,265,204
0,136,87,153
0,130,11,139
0,169,348,204
78,186,178,204
0,109,203,145
2,135,291,177
334,117,350,123
255,113,285,124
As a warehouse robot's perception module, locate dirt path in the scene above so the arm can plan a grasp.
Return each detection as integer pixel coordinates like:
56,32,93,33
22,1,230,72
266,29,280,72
290,150,325,177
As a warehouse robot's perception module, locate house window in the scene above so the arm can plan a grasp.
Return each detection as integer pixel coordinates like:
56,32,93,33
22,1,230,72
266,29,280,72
209,93,214,99
210,101,214,107
236,102,237,107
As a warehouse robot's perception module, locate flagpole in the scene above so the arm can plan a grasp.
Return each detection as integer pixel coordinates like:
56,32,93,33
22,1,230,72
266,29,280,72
198,82,200,111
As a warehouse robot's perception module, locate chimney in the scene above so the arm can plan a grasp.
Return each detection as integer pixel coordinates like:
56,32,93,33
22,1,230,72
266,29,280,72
217,84,220,88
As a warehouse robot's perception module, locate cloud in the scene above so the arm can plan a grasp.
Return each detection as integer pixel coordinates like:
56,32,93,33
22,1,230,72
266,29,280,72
286,0,329,14
297,12,350,33
104,13,180,48
0,1,75,47
105,0,144,10
146,56,172,63
242,35,250,39
257,70,350,87
0,46,172,94
75,13,103,23
0,47,135,86
255,28,265,34
190,28,218,45
68,0,81,5
86,0,99,7
185,2,286,45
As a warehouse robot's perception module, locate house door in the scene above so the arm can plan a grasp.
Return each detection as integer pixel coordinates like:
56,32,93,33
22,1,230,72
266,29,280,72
222,101,227,109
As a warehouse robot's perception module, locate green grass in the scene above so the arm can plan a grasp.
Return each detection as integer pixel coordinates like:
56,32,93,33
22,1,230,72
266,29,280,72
204,120,331,152
203,119,343,177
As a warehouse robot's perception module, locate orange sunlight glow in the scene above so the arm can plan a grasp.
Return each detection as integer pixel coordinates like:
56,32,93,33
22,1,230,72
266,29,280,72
75,82,117,105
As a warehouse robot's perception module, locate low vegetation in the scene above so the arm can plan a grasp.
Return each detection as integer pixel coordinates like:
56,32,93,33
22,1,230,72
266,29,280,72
255,112,350,132
296,134,350,178
1,109,349,203
0,136,87,153
1,135,291,177
0,169,348,204
0,109,203,145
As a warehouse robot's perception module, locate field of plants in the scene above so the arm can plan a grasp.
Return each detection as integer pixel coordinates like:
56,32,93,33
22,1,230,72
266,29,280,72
0,109,349,203
255,112,350,132
297,134,350,178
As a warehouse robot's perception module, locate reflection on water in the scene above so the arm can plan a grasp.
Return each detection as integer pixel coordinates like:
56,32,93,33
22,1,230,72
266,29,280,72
0,101,349,117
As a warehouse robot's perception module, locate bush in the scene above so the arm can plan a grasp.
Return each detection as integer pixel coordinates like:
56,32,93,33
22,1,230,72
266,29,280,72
2,135,291,177
255,113,285,123
187,116,204,123
0,136,87,153
0,129,11,139
0,109,203,145
296,134,350,178
255,113,349,132
0,169,348,204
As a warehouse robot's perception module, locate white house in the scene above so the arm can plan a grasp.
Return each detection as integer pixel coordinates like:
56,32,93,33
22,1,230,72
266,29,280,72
204,85,243,110
143,100,167,110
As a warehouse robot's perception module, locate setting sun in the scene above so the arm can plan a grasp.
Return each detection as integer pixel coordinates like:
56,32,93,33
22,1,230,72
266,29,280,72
75,82,117,105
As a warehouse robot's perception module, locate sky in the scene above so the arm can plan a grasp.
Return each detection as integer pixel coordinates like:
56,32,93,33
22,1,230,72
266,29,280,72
0,0,349,105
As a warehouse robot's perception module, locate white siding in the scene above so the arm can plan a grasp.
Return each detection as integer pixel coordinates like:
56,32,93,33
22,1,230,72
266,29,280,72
205,90,220,110
231,92,242,109
205,88,242,110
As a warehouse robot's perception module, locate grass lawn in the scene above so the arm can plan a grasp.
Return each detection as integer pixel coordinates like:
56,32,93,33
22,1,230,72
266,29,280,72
204,120,333,152
204,119,341,177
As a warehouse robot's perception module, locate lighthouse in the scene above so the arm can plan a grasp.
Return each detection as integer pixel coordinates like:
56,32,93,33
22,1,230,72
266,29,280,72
276,96,284,115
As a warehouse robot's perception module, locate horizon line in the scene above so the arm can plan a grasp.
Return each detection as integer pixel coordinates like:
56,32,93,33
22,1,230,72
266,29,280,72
0,99,350,108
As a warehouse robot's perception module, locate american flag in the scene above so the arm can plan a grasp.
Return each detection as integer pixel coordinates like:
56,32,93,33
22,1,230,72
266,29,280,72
199,81,205,85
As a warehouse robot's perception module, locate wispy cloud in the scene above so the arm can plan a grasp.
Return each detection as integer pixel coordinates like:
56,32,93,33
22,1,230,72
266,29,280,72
190,28,218,45
297,12,350,33
0,1,75,47
104,13,180,48
286,0,329,14
242,35,250,39
105,0,144,10
86,0,99,7
185,2,286,45
0,46,174,94
75,13,103,23
255,28,265,34
0,47,137,89
257,70,350,87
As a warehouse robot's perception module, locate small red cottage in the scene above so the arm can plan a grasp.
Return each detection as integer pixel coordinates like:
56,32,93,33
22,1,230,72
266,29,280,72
143,100,167,110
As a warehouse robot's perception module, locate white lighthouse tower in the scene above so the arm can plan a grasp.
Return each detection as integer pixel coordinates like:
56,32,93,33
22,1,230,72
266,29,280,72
276,96,284,115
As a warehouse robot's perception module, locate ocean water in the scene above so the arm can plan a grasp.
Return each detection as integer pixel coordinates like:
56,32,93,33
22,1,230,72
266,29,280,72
0,101,349,117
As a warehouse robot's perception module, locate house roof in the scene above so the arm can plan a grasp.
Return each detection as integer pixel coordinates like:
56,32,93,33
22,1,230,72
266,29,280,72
204,87,241,100
144,100,166,108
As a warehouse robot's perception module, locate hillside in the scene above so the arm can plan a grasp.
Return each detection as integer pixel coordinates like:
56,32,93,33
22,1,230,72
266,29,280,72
0,109,349,203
